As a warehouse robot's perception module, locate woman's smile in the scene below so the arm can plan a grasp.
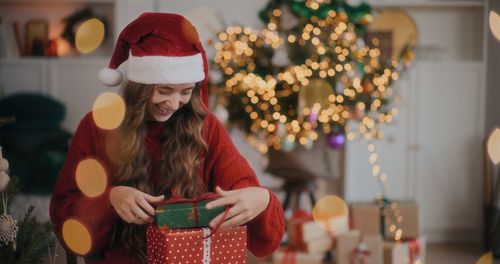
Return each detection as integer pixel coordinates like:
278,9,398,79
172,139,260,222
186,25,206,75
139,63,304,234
156,104,172,116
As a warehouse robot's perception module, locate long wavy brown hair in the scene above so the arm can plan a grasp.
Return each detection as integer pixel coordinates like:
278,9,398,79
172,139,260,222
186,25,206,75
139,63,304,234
111,81,208,262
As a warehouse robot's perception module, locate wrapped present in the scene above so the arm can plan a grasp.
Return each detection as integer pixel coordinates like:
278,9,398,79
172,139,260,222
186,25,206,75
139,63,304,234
407,236,426,264
155,193,226,229
301,236,334,254
287,209,349,253
350,204,380,236
147,225,247,264
350,201,420,240
336,230,383,264
272,248,323,264
392,203,419,240
382,236,426,264
383,241,409,264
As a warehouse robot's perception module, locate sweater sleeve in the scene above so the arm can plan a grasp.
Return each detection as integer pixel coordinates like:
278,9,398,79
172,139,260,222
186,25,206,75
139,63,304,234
205,113,285,257
49,114,118,258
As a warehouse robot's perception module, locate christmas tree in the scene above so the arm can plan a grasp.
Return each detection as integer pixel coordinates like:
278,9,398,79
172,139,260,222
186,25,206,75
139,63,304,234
211,0,414,153
0,116,56,264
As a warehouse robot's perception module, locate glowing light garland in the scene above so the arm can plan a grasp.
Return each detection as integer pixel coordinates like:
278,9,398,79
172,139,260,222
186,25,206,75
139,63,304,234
211,0,415,241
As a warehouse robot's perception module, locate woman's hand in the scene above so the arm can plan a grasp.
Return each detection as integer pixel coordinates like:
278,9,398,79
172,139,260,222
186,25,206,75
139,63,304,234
109,186,164,225
206,186,270,229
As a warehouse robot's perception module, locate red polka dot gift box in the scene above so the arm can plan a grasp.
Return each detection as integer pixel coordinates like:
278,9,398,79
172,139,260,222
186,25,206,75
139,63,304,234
147,225,247,264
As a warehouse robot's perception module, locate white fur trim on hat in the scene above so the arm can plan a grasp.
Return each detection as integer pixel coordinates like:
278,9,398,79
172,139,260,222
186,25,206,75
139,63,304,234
127,53,204,84
98,68,123,87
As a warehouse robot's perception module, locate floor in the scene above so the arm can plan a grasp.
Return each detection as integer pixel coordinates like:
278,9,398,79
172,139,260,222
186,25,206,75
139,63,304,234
43,242,499,263
18,193,498,264
425,243,499,264
248,243,499,264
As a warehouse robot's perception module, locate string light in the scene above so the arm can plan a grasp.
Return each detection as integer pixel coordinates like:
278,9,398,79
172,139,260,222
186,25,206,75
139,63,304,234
211,4,413,191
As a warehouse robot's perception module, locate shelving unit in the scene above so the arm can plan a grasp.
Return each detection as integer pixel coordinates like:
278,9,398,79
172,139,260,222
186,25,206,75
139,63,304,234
0,0,116,58
0,0,115,3
0,0,119,132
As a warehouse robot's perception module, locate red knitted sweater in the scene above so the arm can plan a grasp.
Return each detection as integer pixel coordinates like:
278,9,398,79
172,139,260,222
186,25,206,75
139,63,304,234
49,111,285,263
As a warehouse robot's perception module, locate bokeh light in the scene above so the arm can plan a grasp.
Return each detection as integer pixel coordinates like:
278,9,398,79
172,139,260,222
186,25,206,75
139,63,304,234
312,195,348,232
489,11,500,41
487,127,500,164
62,219,92,255
299,78,334,110
76,18,105,54
476,252,493,264
92,92,126,130
75,158,107,198
56,38,72,57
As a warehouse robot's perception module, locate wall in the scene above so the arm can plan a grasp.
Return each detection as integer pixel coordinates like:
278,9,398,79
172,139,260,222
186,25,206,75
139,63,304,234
486,0,500,134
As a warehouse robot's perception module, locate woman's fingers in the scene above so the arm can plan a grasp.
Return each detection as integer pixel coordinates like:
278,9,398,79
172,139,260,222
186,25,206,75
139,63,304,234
215,186,240,196
143,193,164,204
206,193,240,209
132,205,152,223
209,205,243,228
109,187,163,225
136,196,156,216
119,207,137,224
219,213,248,229
124,207,150,225
206,186,242,209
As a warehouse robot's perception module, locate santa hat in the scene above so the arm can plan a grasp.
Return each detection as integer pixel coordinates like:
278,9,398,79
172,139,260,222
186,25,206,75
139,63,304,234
98,12,209,106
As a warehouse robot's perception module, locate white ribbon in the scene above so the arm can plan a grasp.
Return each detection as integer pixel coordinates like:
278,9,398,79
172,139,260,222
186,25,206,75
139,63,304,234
202,228,211,264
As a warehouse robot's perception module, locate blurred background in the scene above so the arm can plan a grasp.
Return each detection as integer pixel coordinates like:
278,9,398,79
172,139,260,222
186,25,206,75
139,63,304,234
0,0,499,263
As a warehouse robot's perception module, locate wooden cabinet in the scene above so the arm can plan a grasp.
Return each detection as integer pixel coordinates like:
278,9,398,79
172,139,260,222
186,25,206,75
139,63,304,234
413,62,484,242
345,61,485,243
0,58,113,131
0,59,48,95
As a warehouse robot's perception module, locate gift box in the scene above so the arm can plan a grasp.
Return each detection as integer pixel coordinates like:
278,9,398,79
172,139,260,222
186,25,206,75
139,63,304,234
383,236,426,264
300,236,334,254
287,210,349,253
407,236,426,264
272,248,323,264
147,225,247,264
350,204,380,235
350,202,420,240
383,241,409,264
393,204,420,240
336,230,383,264
155,193,226,229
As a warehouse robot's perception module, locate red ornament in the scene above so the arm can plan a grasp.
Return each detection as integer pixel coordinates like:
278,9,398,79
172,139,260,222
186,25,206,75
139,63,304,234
46,39,58,57
362,80,374,94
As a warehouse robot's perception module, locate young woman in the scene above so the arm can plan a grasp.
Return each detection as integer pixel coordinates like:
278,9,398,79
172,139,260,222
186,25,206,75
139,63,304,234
50,13,284,263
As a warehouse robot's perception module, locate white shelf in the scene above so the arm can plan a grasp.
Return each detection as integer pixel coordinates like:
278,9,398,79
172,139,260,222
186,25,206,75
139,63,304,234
368,0,484,8
0,57,109,63
0,0,114,3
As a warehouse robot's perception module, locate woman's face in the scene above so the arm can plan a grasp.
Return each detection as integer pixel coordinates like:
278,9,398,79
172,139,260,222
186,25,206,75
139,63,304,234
146,82,196,122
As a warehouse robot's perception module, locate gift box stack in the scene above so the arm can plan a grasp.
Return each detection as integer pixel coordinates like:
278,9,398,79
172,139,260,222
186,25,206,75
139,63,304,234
272,209,350,264
342,201,426,264
147,196,248,264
